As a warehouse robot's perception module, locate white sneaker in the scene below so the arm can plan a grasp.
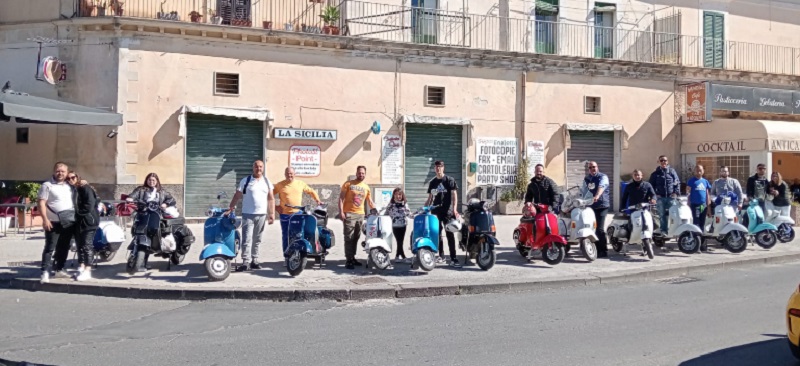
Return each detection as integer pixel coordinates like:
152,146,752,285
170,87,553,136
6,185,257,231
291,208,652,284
40,271,50,284
76,270,92,282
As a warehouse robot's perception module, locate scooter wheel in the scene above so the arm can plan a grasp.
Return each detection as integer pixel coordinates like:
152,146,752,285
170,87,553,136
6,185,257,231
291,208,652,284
607,227,623,253
542,243,565,265
126,250,146,275
98,250,117,262
369,248,391,270
170,252,186,265
778,224,795,243
643,239,655,260
755,230,778,249
476,245,496,271
417,248,436,271
204,256,230,281
579,238,597,262
286,250,307,276
723,231,747,253
677,232,701,254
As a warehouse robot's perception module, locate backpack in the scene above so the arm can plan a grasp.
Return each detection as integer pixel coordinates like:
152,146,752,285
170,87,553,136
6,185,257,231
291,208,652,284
243,175,252,194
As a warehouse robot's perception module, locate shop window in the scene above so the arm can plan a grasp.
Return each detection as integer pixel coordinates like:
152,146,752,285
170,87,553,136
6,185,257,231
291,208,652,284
695,155,750,184
16,128,28,144
425,86,445,106
214,72,240,95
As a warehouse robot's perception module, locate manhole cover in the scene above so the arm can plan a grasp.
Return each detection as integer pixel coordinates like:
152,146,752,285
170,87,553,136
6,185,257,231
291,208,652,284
7,261,40,267
351,276,388,285
657,276,701,285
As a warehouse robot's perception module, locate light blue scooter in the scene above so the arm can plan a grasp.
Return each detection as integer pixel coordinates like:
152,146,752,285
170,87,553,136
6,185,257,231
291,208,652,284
410,205,440,271
739,198,778,249
200,192,241,281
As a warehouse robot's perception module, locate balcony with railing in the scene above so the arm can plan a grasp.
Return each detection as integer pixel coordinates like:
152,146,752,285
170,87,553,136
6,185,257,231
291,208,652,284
71,0,800,76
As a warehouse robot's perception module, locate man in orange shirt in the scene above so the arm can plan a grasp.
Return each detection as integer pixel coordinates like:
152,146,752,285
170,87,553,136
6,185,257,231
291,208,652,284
339,165,375,269
274,167,321,253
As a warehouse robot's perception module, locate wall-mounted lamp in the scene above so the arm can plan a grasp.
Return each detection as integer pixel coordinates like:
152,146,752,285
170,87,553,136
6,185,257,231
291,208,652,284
106,129,118,138
370,121,381,135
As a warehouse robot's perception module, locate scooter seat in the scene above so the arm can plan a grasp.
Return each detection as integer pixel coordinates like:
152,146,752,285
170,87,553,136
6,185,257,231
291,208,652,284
519,217,537,223
163,217,186,226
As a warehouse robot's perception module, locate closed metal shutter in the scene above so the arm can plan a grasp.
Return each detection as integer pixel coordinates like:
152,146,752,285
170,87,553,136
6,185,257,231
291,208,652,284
185,115,263,217
566,131,615,208
404,124,463,210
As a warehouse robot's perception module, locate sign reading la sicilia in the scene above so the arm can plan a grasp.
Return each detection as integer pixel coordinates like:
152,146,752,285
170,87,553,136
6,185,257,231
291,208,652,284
274,128,337,140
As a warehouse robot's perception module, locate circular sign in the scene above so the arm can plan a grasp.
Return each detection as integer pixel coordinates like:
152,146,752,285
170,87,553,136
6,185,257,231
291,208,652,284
40,56,64,85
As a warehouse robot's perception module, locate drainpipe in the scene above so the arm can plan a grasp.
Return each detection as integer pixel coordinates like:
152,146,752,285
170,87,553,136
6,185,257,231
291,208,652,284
520,70,527,162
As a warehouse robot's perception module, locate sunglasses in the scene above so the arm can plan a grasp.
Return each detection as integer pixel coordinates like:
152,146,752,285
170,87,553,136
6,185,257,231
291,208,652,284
67,176,77,180
589,166,598,169
659,159,668,162
758,167,766,170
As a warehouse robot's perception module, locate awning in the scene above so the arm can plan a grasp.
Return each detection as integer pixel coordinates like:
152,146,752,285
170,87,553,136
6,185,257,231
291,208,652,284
178,105,272,138
0,89,122,126
400,114,471,125
535,0,559,15
681,119,800,153
594,2,616,12
564,123,628,149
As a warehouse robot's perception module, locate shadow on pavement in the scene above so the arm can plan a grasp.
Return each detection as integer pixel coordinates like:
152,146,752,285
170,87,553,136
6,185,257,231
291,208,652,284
0,358,57,366
679,336,799,366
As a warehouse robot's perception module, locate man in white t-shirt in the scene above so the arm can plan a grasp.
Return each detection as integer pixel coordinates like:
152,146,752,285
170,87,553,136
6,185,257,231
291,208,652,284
228,160,275,272
38,162,76,283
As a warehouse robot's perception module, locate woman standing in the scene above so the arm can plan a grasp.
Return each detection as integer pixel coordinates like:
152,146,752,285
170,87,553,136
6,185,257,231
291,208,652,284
68,172,99,281
384,188,411,263
769,172,791,217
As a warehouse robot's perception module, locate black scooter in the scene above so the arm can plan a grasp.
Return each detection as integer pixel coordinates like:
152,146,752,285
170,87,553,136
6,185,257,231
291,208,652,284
126,200,194,274
459,198,499,270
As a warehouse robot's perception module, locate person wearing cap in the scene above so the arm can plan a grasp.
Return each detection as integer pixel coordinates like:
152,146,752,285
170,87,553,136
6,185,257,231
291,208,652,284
424,160,462,268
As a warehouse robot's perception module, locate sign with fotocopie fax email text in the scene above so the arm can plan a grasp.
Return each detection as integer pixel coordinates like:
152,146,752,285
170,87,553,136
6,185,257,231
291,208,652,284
476,138,518,186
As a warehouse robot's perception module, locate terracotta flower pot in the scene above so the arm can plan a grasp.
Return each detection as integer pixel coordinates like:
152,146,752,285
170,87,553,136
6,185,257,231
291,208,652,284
263,21,273,29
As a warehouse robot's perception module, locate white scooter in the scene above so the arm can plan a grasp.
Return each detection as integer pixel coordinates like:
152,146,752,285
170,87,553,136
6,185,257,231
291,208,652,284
362,208,395,271
557,187,598,261
606,202,656,259
703,193,749,253
653,196,704,254
765,196,796,243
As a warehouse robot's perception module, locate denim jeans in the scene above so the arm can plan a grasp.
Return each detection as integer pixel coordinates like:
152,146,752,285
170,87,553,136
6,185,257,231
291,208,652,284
690,203,708,230
279,214,291,253
656,197,673,233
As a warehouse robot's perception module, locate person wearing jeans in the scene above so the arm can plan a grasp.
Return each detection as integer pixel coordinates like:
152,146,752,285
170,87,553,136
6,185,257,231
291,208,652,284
228,160,275,272
339,166,374,270
70,172,100,281
581,161,610,257
425,160,461,267
769,171,791,217
273,167,321,253
649,155,681,236
38,162,76,283
686,165,712,251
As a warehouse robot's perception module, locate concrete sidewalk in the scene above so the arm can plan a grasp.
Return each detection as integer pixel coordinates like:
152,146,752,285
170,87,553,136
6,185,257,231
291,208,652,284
1,215,799,301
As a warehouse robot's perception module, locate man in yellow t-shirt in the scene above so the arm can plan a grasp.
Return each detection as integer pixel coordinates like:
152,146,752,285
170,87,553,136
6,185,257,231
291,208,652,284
338,165,375,269
274,167,321,253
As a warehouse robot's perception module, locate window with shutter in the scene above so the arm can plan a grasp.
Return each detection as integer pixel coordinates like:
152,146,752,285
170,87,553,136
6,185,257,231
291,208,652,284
217,0,252,25
703,11,725,68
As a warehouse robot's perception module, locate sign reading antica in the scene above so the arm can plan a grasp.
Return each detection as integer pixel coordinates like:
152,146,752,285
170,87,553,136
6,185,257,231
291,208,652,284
770,139,800,152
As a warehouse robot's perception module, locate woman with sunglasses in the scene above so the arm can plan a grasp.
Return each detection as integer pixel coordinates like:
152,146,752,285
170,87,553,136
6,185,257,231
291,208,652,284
67,172,99,281
126,173,176,208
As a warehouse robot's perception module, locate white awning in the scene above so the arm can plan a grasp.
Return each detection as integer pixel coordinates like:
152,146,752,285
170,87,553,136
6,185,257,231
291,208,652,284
681,119,800,153
564,123,628,149
400,114,471,125
178,105,272,138
763,120,800,152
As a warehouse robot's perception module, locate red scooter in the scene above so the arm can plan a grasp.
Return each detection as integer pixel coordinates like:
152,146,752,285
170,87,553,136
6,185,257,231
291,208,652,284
513,203,568,265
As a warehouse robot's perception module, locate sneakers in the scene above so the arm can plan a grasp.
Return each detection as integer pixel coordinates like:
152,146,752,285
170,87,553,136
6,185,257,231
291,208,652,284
75,270,92,282
352,259,363,267
435,256,446,264
250,262,262,270
597,252,608,258
235,264,250,272
53,269,70,279
40,271,50,284
449,258,462,268
345,260,355,270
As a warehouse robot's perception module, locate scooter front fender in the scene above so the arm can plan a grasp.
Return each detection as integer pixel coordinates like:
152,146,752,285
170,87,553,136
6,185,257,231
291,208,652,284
200,243,235,260
719,223,749,235
674,223,703,235
771,217,796,226
575,228,598,242
754,223,778,233
365,238,391,252
413,237,437,253
285,239,313,257
482,235,500,247
543,234,567,245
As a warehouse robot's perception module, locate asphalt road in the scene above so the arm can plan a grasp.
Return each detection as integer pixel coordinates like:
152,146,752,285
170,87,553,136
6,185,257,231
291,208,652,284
2,263,800,366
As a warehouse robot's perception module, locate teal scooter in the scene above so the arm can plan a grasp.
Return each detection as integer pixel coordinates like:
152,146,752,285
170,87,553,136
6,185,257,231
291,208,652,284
739,198,778,249
410,205,440,272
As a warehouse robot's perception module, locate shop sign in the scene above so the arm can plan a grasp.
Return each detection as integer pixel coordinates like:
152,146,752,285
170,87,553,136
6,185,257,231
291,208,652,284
288,145,321,176
770,139,800,152
381,134,402,185
685,82,711,122
794,92,800,115
711,84,753,111
681,139,766,154
274,128,337,140
753,88,794,115
695,141,747,153
476,137,518,186
526,140,545,177
710,84,797,115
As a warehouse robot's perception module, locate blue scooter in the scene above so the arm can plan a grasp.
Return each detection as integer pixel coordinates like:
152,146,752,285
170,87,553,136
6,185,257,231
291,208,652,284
200,192,241,281
739,198,779,249
410,205,440,271
284,204,335,277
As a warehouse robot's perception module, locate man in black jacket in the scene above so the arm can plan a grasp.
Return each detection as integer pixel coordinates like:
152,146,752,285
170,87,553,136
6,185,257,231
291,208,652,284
746,163,769,211
524,164,558,206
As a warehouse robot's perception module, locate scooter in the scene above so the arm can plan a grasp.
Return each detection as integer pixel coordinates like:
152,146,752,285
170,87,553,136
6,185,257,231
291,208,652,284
362,208,394,271
513,203,568,265
199,191,241,281
458,198,499,270
126,200,194,274
739,198,779,249
284,203,335,276
556,186,599,261
703,193,749,253
606,202,656,259
653,196,704,254
410,205,440,272
764,196,796,243
69,202,126,267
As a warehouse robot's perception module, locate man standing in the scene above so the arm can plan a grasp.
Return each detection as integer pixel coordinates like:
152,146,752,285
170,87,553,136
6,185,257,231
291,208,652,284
712,166,743,210
339,166,375,270
228,160,275,272
425,160,462,267
38,162,76,283
524,164,558,206
274,167,321,253
747,163,769,211
686,165,712,250
581,161,610,258
649,155,681,234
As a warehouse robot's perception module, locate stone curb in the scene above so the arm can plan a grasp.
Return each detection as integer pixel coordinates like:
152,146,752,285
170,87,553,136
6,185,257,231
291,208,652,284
4,252,800,302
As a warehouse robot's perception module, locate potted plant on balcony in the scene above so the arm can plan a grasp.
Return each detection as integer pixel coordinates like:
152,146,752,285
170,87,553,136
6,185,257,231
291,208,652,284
497,157,530,215
14,182,41,227
110,0,124,16
189,10,203,23
319,6,341,35
207,9,222,25
231,15,252,27
262,20,273,29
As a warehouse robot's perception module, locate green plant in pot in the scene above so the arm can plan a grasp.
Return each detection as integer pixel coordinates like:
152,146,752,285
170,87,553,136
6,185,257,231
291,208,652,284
319,6,341,35
498,157,530,214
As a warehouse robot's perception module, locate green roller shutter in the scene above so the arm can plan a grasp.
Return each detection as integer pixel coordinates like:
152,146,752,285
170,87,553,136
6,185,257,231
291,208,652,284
703,11,724,68
404,124,464,210
566,131,615,209
185,114,263,217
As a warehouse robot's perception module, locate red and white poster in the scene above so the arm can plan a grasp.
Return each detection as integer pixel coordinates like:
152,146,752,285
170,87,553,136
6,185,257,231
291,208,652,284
381,134,402,184
289,145,321,177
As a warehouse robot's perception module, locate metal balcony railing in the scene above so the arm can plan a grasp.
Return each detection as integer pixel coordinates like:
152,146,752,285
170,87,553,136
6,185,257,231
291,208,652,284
72,0,800,76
